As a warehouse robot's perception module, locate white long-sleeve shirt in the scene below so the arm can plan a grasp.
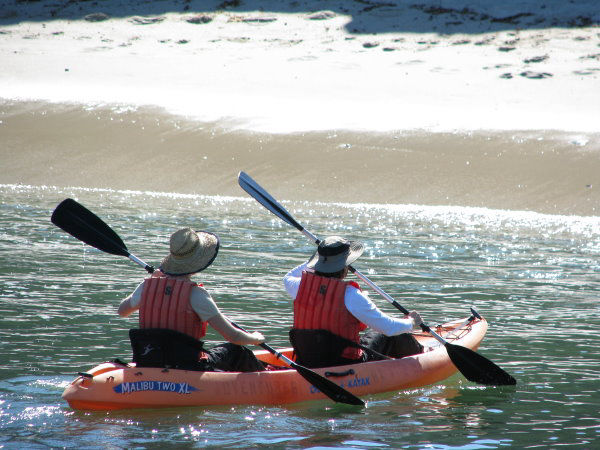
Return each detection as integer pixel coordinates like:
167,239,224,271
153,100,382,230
283,262,414,336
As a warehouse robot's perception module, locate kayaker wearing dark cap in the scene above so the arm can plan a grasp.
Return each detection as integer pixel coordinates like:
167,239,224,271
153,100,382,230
119,227,265,372
284,236,424,368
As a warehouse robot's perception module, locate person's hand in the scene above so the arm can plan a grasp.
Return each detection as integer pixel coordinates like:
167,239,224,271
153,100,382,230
408,311,423,330
249,331,265,345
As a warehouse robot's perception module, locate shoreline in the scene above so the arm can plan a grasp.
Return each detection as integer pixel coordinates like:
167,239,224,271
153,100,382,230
1,101,598,217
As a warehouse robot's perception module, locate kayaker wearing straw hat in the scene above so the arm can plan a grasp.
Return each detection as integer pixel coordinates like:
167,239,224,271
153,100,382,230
118,227,266,372
284,236,424,368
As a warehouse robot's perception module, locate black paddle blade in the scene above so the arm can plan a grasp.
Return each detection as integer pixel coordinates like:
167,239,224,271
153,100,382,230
291,362,365,406
51,198,129,257
446,343,517,386
238,171,303,231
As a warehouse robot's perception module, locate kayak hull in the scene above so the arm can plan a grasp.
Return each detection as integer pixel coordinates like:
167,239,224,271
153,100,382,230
62,317,488,410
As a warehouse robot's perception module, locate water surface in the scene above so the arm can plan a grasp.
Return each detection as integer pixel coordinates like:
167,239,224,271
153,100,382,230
1,184,598,448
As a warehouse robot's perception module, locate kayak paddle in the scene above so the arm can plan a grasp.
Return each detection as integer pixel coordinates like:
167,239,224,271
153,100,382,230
51,198,365,406
51,198,155,273
238,171,517,386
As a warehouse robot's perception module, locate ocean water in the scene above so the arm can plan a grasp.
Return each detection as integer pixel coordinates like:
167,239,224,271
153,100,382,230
1,181,599,448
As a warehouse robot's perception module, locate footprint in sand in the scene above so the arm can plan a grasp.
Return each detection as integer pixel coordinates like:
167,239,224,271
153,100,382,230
523,55,549,64
483,63,511,70
396,60,425,66
306,11,336,20
226,37,250,43
130,16,165,25
363,41,379,48
242,17,277,23
573,68,600,75
84,13,110,22
520,71,553,79
84,46,112,52
475,37,495,46
186,15,213,24
579,53,600,61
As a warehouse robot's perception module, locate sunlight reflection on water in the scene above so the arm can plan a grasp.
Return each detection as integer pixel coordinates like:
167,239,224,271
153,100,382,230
1,184,599,448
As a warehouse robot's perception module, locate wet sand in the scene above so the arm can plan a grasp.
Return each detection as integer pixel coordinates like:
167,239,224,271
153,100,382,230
1,102,598,216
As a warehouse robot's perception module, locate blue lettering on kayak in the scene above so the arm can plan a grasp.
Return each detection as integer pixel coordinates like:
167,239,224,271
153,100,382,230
309,377,370,394
347,377,370,388
114,381,198,394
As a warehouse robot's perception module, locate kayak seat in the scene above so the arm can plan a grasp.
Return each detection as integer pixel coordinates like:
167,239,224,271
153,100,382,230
289,328,357,368
129,328,207,371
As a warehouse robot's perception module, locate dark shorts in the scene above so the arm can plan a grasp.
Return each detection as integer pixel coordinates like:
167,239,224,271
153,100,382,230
203,343,266,372
359,329,424,362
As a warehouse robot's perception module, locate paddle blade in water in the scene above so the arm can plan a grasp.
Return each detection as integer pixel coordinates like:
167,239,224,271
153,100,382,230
291,362,365,406
51,198,129,257
446,343,517,386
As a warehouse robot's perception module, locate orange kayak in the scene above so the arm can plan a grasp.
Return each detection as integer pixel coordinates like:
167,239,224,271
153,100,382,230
62,316,487,410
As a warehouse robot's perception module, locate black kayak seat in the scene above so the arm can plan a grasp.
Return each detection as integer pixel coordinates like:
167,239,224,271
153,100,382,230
129,328,206,371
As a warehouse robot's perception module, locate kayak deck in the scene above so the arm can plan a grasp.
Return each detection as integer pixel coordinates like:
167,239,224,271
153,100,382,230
62,316,487,410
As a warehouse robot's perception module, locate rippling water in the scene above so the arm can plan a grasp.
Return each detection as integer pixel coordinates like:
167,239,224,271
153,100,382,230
1,184,599,448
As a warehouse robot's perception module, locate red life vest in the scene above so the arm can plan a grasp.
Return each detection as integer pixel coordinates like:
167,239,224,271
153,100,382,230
139,275,208,341
293,271,367,360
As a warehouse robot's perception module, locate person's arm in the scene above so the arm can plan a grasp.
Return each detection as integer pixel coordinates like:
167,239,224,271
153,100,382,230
344,286,421,336
207,313,265,346
118,281,145,317
283,261,310,299
190,286,264,345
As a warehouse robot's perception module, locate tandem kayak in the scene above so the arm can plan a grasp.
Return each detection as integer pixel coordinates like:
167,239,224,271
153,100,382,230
62,316,487,410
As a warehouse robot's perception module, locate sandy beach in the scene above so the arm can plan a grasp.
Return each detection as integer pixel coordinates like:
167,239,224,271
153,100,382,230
1,0,599,215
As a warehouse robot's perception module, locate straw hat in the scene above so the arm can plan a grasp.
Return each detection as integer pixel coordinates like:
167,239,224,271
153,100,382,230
307,236,364,274
159,228,220,276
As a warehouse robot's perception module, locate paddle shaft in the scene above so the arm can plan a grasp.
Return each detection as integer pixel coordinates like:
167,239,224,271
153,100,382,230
231,322,297,367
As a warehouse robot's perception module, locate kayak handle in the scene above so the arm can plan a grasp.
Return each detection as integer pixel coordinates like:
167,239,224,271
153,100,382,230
324,369,355,378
